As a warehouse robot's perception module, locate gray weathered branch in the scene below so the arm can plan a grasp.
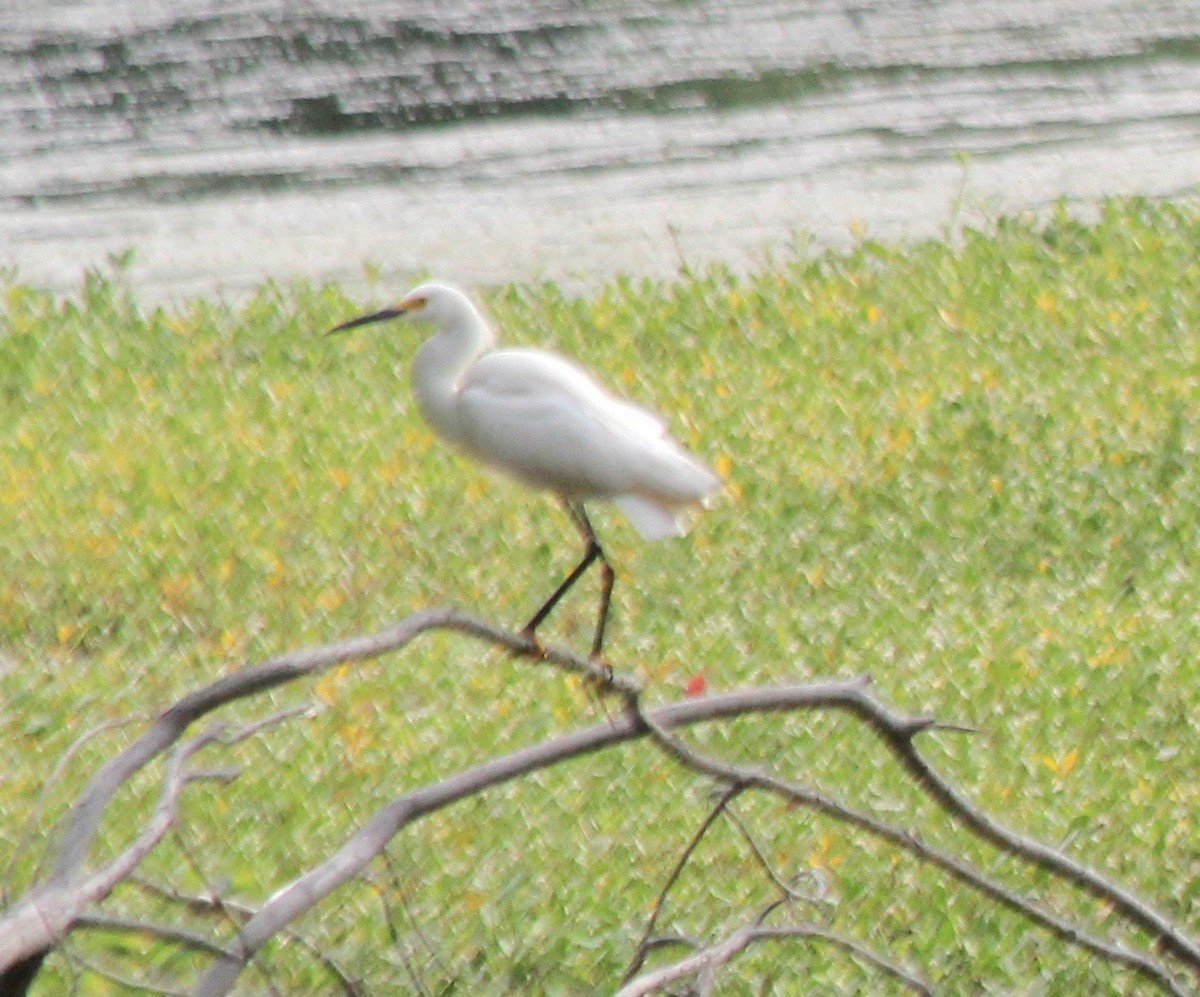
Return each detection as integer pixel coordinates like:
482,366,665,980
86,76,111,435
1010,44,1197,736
616,920,934,997
3,609,1196,997
625,695,1194,995
192,684,878,993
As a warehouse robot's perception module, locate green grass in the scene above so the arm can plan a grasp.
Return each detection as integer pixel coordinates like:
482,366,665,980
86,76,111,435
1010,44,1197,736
4,195,1200,992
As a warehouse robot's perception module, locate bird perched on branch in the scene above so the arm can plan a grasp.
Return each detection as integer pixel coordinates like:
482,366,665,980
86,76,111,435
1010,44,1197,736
328,281,720,658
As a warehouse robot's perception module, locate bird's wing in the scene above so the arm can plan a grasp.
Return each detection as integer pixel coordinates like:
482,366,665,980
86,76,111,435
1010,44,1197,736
462,348,666,437
454,348,682,497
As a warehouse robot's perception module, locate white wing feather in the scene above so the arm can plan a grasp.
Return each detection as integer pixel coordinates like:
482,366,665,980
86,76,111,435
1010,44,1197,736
455,348,719,534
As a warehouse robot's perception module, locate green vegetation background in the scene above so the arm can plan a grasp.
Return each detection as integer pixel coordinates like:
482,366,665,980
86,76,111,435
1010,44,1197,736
2,197,1198,992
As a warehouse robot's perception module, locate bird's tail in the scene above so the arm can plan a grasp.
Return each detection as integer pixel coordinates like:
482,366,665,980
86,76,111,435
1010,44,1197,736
612,434,722,539
614,456,721,539
613,495,689,540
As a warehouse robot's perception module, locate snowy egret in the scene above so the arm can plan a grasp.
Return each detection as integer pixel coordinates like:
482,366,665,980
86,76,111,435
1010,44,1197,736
328,282,720,657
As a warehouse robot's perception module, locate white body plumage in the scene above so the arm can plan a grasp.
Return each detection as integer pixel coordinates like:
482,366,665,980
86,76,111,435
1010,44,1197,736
385,282,720,539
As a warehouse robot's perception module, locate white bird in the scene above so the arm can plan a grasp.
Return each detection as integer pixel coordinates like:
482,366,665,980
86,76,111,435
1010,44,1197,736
328,281,720,658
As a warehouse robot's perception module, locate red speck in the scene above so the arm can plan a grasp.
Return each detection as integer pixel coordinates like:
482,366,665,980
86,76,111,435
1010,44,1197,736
685,674,707,697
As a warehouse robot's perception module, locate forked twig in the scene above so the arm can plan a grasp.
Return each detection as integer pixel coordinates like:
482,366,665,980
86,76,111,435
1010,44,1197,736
623,695,1192,996
4,714,144,893
617,917,933,996
3,611,1196,997
127,877,362,997
622,784,745,983
722,803,831,905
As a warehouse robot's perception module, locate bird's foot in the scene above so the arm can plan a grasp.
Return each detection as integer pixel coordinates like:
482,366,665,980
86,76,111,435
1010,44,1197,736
582,657,620,728
517,625,547,659
585,654,615,689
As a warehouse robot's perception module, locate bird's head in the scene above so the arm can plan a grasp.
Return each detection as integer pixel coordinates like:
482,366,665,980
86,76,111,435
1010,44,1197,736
327,281,472,335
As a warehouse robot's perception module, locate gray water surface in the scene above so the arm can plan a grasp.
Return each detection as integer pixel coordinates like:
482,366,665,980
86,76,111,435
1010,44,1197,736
2,1,1199,300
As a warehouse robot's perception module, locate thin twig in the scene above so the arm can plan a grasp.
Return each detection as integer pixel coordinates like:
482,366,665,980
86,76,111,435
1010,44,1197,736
622,783,744,983
623,695,1191,996
125,877,363,997
383,846,451,982
75,912,235,959
217,703,315,747
4,714,144,893
616,919,933,996
91,728,235,897
365,859,432,997
63,939,190,996
722,804,829,906
127,876,251,921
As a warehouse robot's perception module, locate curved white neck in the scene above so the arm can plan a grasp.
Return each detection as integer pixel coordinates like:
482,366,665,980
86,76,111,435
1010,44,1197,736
410,307,494,446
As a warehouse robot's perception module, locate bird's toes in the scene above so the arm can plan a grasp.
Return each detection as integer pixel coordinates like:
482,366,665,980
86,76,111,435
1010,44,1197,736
586,654,615,687
517,625,546,658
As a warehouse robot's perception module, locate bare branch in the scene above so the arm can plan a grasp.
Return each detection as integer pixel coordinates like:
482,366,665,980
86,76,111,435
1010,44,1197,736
75,912,236,959
127,877,363,996
0,608,640,986
189,681,885,996
849,695,1200,973
3,714,143,894
0,726,232,970
876,720,1200,972
622,784,744,984
191,679,1192,996
4,609,1196,996
616,920,933,996
48,610,468,893
63,944,190,996
42,611,621,904
624,696,1193,996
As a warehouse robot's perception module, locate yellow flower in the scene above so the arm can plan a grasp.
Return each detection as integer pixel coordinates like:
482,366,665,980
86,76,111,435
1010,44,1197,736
1041,749,1080,777
807,833,844,869
317,588,345,613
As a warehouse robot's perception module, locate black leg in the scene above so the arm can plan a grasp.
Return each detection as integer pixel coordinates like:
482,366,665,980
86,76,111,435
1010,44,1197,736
590,536,615,659
521,502,615,658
